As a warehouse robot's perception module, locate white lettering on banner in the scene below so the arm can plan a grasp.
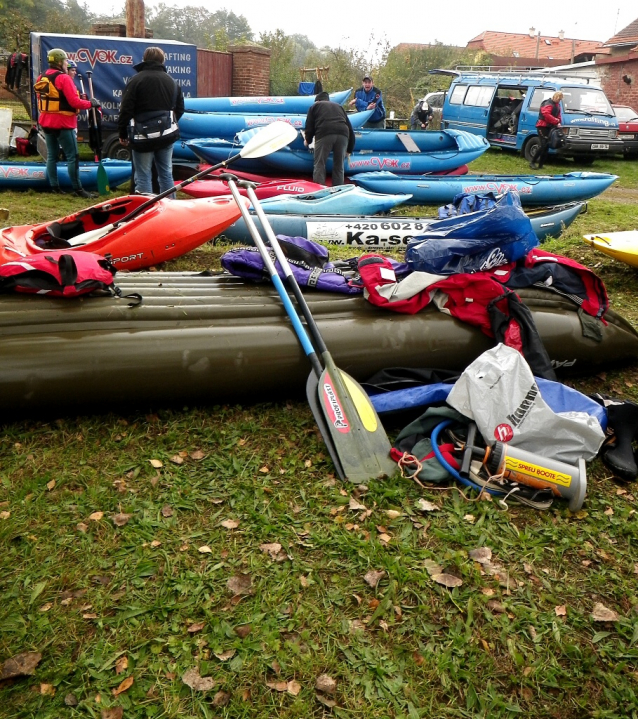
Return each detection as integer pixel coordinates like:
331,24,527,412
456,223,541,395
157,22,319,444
112,89,122,97
166,66,191,74
175,79,192,87
165,53,191,61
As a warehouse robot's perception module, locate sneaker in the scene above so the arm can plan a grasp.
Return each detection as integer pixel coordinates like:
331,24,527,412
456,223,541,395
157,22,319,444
50,187,67,194
74,189,97,199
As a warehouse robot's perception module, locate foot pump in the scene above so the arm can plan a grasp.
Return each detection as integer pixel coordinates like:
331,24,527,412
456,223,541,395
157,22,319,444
460,424,587,511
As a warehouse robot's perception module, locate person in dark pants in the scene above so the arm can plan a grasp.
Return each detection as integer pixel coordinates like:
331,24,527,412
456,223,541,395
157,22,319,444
530,91,563,169
304,91,355,186
118,47,184,196
34,48,97,197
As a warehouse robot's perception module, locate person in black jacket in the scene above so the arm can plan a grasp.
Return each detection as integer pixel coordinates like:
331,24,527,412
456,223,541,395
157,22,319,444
304,92,355,185
118,47,185,195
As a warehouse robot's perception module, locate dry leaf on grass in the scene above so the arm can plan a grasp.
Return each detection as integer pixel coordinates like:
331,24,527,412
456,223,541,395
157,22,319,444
189,450,206,460
149,459,163,468
0,652,42,680
221,519,240,529
266,680,301,696
349,497,367,511
39,683,55,696
150,540,161,548
316,692,337,707
187,622,205,634
46,480,56,491
212,690,230,707
416,499,439,512
39,602,53,612
234,624,252,638
161,505,173,518
213,650,236,661
432,573,463,588
112,675,134,696
363,569,385,588
77,522,88,533
182,667,216,691
170,455,184,465
115,656,128,675
464,514,476,523
385,510,402,519
592,602,619,622
0,511,10,520
487,600,506,614
227,575,252,596
101,708,123,719
198,545,212,554
469,547,493,564
555,605,567,617
315,674,337,695
112,513,132,528
88,511,104,521
260,542,283,559
424,559,443,576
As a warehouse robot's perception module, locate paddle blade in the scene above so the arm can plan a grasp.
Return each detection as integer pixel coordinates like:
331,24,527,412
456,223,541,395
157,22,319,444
239,121,298,159
306,372,346,481
96,161,109,195
317,356,396,484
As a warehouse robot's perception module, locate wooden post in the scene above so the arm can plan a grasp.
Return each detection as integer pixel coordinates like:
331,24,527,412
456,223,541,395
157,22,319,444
126,0,146,38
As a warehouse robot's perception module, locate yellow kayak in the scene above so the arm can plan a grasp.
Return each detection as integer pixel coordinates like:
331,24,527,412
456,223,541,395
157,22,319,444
583,231,638,268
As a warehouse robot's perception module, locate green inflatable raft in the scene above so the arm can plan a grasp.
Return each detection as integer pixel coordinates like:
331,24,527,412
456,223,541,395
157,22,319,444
1,272,636,415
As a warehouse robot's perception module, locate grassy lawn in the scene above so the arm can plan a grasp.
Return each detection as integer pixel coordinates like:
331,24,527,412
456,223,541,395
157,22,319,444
1,149,638,719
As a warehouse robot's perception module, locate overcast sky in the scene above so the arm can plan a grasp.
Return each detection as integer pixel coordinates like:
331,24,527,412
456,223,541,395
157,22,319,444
143,0,636,53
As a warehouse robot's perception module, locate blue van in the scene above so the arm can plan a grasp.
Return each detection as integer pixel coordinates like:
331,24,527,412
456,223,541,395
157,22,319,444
435,70,623,163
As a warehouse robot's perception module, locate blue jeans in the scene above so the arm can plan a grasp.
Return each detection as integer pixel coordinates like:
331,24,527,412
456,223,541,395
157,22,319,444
43,128,82,190
132,144,174,195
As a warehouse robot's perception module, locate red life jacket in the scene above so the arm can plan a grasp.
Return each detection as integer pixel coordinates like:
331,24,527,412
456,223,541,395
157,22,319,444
0,251,117,298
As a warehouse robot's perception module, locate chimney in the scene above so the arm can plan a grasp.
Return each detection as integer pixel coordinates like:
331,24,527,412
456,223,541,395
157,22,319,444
558,30,565,41
529,27,536,38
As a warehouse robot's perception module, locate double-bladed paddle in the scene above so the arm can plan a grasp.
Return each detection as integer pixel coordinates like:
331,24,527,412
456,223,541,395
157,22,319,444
221,173,396,484
85,71,110,196
111,121,299,229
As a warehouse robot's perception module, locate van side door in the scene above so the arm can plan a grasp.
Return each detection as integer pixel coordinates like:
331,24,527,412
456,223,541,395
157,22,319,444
443,83,495,137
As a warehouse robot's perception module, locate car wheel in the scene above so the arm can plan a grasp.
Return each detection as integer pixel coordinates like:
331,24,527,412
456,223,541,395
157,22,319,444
103,136,131,161
523,137,540,163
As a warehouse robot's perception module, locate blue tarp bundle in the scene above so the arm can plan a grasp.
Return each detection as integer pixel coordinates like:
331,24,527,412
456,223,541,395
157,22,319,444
298,82,316,96
405,191,539,275
437,191,499,218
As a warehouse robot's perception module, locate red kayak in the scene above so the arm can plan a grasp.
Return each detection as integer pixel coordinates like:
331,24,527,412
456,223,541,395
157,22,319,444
1,195,246,271
180,177,327,200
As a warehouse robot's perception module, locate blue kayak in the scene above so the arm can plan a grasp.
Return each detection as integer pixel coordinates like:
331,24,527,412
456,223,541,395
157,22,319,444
253,185,413,215
0,160,132,191
184,89,352,113
221,201,586,245
350,171,618,206
179,109,372,142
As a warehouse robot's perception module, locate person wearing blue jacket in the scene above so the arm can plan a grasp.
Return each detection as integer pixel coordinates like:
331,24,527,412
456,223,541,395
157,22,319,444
349,75,386,129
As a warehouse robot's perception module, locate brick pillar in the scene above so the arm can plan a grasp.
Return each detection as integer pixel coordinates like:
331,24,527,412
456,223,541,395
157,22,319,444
229,45,271,96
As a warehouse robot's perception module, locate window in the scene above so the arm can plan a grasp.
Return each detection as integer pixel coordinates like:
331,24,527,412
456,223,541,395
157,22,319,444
449,85,468,104
563,87,614,115
528,88,555,112
464,85,495,107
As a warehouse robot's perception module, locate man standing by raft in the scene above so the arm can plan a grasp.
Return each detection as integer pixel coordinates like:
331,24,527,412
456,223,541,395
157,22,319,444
304,91,355,186
349,75,386,129
34,48,99,197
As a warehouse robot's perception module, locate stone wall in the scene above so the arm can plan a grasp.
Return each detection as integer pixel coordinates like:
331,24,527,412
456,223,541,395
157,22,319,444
229,45,271,96
597,55,638,106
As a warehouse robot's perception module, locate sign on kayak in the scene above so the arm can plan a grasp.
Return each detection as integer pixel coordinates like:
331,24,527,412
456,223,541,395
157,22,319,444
306,220,430,246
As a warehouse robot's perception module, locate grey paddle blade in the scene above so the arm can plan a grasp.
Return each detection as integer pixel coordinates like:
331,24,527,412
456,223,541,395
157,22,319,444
317,354,396,484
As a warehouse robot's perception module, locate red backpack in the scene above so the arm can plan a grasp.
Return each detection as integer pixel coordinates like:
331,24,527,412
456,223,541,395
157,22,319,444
0,251,118,298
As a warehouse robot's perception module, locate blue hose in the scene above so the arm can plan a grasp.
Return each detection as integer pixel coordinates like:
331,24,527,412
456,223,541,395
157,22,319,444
430,420,502,496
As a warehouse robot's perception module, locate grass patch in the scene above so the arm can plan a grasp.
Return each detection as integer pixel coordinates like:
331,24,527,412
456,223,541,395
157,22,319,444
1,150,638,719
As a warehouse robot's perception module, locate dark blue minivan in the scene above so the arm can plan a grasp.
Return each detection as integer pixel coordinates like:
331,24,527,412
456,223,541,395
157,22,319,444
435,69,623,163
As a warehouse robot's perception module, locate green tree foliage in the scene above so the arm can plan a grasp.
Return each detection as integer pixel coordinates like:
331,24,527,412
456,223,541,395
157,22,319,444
0,0,93,51
146,4,252,49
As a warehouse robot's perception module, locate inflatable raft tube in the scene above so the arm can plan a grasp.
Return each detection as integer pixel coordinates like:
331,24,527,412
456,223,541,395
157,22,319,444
0,274,636,416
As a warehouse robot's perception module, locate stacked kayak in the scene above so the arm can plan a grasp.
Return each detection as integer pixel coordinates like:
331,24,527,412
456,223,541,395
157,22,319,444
190,129,490,176
0,160,132,191
583,231,638,268
0,273,636,416
351,171,618,206
0,194,246,271
253,185,413,215
221,201,586,245
180,177,326,200
184,89,352,113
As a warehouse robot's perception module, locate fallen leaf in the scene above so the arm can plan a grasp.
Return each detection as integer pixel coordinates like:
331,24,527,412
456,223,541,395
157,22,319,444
287,679,301,696
555,605,567,617
46,480,56,491
316,693,337,708
112,675,134,696
214,650,236,661
112,513,132,528
300,575,310,588
198,545,212,554
115,656,128,675
182,667,216,691
481,587,495,597
385,509,402,519
149,459,163,468
227,575,252,596
412,651,425,666
432,573,463,588
271,660,281,675
464,514,476,523
161,505,173,518
260,542,283,559
89,511,103,521
150,540,161,548
315,673,337,695
415,499,439,512
170,455,184,465
363,569,385,588
0,511,10,520
523,562,533,574
101,708,123,719
266,681,289,692
64,693,78,706
368,598,380,609
592,602,619,622
378,533,392,544
487,600,506,613
213,690,230,707
221,519,240,529
582,560,592,567
189,450,206,460
259,466,270,474
187,622,205,634
39,602,53,612
83,613,98,619
235,624,252,638
604,507,614,516
424,559,443,576
40,683,55,697
349,497,367,511
469,547,493,564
